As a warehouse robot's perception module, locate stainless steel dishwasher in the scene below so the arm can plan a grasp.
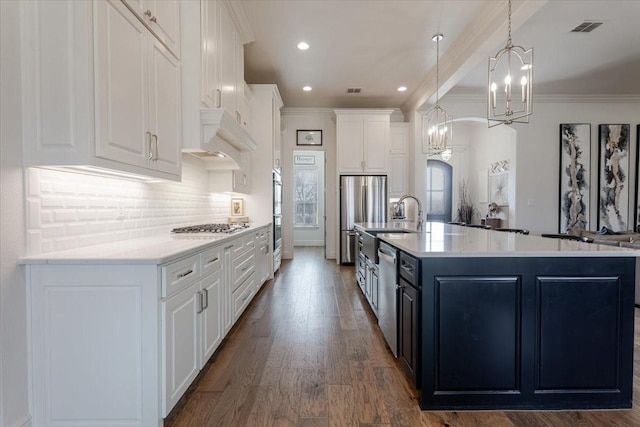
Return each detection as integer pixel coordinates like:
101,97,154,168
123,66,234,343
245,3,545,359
377,241,398,357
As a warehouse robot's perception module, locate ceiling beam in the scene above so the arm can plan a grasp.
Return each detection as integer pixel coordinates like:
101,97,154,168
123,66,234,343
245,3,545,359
402,0,548,115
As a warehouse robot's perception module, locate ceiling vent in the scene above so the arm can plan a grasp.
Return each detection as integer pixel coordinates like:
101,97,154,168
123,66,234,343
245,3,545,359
346,87,362,94
571,21,603,33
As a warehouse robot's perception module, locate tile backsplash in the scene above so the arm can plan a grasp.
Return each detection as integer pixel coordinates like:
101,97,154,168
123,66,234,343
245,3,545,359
26,155,231,255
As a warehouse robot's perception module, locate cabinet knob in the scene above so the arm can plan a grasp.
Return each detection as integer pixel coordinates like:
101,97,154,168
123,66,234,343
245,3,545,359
144,9,152,18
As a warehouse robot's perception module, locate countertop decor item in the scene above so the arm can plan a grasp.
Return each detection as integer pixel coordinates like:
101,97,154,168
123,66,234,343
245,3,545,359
455,180,478,224
231,197,244,216
488,0,533,127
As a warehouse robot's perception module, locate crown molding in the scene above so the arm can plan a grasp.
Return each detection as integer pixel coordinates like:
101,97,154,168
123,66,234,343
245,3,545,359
441,93,640,104
226,0,255,44
281,108,335,116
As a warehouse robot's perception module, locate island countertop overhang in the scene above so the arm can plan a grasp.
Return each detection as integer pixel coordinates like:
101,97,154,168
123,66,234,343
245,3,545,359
354,222,640,258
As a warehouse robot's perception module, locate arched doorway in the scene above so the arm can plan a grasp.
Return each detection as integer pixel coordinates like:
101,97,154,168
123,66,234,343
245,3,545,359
425,159,452,222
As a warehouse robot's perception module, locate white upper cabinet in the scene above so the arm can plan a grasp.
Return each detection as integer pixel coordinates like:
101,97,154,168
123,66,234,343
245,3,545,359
182,0,256,162
335,110,393,174
389,123,410,197
199,0,248,127
22,0,181,181
122,0,181,58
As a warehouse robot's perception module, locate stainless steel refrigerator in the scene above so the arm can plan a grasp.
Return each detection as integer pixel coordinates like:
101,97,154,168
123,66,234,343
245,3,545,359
340,175,387,264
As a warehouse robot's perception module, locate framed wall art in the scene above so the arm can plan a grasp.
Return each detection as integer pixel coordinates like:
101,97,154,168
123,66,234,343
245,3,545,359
636,125,640,232
598,124,630,232
230,198,244,216
558,124,590,233
296,130,322,146
489,172,509,206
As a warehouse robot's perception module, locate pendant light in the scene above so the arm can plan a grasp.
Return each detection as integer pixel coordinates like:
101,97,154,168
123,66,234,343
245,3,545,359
422,34,453,161
487,0,533,127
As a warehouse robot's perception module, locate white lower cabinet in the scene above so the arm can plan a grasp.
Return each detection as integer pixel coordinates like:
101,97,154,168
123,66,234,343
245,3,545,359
25,225,271,426
162,266,222,416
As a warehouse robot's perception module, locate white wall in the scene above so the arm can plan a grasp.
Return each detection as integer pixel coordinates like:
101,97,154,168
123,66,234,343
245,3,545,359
281,109,336,259
414,95,640,234
0,1,30,425
293,150,325,246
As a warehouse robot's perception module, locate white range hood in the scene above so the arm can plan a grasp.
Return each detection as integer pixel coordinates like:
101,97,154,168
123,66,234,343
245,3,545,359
183,109,256,170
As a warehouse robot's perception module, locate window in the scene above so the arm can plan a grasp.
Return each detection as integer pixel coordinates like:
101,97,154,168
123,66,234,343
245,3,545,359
425,160,452,222
294,168,318,227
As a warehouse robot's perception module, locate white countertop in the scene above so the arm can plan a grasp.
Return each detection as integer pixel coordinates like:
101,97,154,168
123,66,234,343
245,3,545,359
20,222,272,265
356,222,639,258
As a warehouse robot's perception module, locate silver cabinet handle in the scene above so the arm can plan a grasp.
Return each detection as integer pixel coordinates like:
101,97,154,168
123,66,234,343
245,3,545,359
205,257,219,265
224,245,233,250
146,132,153,160
152,134,158,160
395,283,405,290
241,292,250,302
241,265,251,272
196,291,203,314
216,89,221,108
144,9,156,23
177,269,193,279
202,289,209,310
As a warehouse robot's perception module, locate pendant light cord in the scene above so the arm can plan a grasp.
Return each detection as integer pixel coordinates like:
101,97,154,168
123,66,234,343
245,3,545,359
435,36,440,106
507,0,512,48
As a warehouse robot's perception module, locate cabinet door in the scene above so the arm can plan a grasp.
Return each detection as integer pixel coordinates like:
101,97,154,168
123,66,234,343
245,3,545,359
200,270,222,368
163,282,200,416
145,0,180,57
201,0,219,108
218,1,237,113
222,244,234,335
273,97,282,171
232,152,252,193
390,123,409,154
371,267,379,313
122,0,180,58
389,153,408,196
235,36,245,127
148,36,181,176
94,0,149,168
364,116,388,172
337,116,364,173
398,280,418,384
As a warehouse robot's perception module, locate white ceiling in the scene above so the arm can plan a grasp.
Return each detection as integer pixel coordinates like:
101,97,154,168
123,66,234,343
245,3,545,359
241,0,640,110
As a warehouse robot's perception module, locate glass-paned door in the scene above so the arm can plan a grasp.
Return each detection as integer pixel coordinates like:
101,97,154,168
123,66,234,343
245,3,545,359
425,160,452,222
294,168,318,226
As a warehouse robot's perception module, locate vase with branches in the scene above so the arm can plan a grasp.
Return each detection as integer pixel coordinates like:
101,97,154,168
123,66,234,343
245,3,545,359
456,180,478,224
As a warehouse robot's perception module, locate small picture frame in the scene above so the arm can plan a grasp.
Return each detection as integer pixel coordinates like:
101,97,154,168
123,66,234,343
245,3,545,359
230,198,244,216
297,130,322,146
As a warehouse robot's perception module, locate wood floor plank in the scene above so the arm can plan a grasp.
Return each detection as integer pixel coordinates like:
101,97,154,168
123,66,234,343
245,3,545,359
165,247,640,427
327,384,358,427
297,368,327,418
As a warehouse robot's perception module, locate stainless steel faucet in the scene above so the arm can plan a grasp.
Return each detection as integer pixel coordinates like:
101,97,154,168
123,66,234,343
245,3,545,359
397,194,423,231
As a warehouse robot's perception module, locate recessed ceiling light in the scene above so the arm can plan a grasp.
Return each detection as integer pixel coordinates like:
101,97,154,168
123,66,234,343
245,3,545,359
397,86,407,92
297,41,310,50
303,86,312,91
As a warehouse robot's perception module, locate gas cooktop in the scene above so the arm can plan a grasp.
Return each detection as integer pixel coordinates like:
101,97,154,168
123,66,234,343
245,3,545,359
171,223,249,234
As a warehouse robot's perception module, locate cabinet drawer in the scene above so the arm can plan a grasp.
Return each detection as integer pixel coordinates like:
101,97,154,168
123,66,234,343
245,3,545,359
399,252,418,286
162,254,200,298
232,250,255,292
200,245,222,277
232,271,255,322
233,235,255,260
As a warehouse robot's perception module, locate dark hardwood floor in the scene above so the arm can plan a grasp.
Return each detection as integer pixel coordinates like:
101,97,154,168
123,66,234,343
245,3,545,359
165,246,640,427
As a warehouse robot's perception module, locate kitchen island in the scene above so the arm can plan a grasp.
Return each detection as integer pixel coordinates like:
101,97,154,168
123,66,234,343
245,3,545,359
361,222,637,411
